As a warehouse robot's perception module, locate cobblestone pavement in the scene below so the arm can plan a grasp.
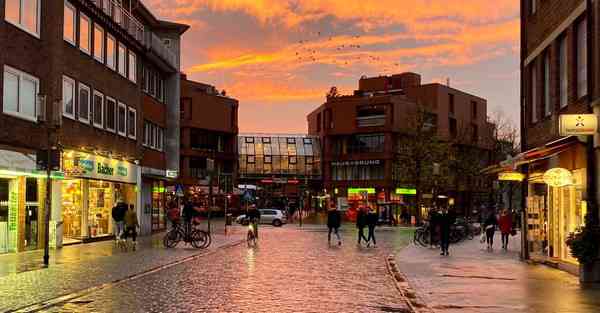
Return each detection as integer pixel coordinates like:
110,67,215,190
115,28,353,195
0,221,242,312
39,227,414,313
397,232,600,313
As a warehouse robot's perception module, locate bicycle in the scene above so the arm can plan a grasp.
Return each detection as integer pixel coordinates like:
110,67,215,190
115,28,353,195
163,222,209,249
247,220,258,247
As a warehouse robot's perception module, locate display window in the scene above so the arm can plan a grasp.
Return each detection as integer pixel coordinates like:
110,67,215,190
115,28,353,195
151,181,166,231
88,181,114,237
62,179,83,243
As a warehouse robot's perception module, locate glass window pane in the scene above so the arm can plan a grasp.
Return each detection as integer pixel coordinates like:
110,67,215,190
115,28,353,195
5,0,20,25
3,70,18,113
106,99,115,130
118,105,126,134
80,15,90,53
20,77,36,117
118,44,126,76
62,77,74,116
93,93,103,126
79,86,89,121
128,52,136,82
107,35,116,69
94,25,104,61
64,3,75,42
128,109,136,137
22,0,38,33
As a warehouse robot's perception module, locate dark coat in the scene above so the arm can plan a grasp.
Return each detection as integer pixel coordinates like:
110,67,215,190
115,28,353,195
111,202,127,222
484,214,498,229
366,211,378,227
438,211,455,234
327,210,341,228
356,210,367,228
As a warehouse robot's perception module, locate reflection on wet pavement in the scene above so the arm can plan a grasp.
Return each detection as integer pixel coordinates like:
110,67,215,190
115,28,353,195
43,228,414,313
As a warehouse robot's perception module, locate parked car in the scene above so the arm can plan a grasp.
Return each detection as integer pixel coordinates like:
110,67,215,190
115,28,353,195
235,209,287,227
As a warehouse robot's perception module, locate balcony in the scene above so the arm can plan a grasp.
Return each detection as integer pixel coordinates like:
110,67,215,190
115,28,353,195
146,31,178,70
356,115,386,127
91,0,145,43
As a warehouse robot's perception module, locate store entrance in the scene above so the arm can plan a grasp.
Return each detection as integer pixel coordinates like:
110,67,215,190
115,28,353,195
62,179,83,244
23,178,39,250
88,181,113,238
0,179,9,253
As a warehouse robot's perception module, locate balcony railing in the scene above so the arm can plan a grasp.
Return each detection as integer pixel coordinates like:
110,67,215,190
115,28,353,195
91,0,145,44
148,31,177,69
356,115,386,127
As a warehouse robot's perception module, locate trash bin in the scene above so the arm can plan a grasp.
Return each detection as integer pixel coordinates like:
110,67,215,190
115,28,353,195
226,214,233,226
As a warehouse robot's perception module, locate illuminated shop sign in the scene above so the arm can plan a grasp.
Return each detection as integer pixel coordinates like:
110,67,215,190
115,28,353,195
62,150,137,184
543,168,573,187
559,114,598,136
348,188,376,194
166,170,178,178
260,178,300,184
331,160,382,167
498,172,525,181
395,188,417,195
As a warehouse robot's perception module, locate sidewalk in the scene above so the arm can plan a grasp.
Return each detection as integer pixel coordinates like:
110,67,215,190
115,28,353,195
396,232,600,313
0,221,243,312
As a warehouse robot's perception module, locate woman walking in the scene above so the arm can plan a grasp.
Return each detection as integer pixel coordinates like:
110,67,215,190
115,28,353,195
366,207,378,247
483,211,498,251
327,204,342,245
498,209,513,251
356,206,368,245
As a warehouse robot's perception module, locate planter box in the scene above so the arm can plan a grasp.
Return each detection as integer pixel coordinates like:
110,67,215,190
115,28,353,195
580,261,600,284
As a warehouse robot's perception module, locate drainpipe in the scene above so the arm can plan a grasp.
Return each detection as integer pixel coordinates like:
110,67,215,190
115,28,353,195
520,0,530,261
587,0,599,228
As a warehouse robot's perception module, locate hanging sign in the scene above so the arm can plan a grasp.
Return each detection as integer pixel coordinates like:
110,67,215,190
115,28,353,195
543,168,573,187
498,172,525,181
559,114,598,136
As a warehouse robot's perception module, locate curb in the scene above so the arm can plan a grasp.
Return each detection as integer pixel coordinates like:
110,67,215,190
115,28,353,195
385,254,434,313
9,238,245,313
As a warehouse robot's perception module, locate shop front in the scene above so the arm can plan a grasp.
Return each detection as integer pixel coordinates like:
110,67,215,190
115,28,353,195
0,148,62,254
61,150,138,244
140,167,172,234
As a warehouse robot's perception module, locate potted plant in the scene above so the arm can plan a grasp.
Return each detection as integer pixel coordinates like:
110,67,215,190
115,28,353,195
566,213,600,283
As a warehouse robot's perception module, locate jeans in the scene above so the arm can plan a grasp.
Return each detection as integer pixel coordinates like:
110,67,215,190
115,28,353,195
328,227,341,242
115,221,125,240
440,231,450,253
501,232,509,248
367,225,376,245
357,227,368,244
123,226,137,242
486,229,495,246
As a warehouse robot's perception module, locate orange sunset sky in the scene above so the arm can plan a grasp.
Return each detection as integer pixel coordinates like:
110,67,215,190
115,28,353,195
145,0,520,133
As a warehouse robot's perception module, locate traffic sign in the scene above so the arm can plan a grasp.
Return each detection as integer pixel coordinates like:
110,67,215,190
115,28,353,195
175,184,185,197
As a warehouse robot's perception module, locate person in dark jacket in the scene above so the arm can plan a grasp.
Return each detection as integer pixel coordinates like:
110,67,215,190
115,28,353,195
438,208,454,256
356,206,368,245
484,211,499,251
429,208,439,249
327,205,342,245
366,207,378,247
111,201,127,241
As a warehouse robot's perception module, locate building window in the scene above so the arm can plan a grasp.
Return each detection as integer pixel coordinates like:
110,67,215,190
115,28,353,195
543,51,551,117
247,155,255,164
128,51,136,83
347,134,385,153
303,138,312,145
245,137,254,143
118,43,126,77
577,18,588,98
289,156,297,164
107,34,116,70
531,64,537,123
78,83,90,123
105,96,116,132
92,90,103,128
127,107,136,139
62,75,76,119
287,137,296,144
472,124,478,142
79,13,91,55
449,117,457,138
93,24,104,63
264,155,272,164
157,78,164,101
449,94,455,114
262,137,271,144
63,1,76,45
306,156,314,165
117,102,126,136
5,0,40,37
559,36,568,108
2,65,38,122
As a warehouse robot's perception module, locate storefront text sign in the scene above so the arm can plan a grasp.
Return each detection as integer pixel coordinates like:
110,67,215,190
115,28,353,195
348,188,376,194
62,151,137,184
395,188,417,195
559,114,598,136
498,172,525,181
331,160,382,167
543,168,573,187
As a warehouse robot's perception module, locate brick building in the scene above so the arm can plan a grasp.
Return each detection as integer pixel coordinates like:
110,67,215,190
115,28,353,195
519,0,596,270
178,75,238,211
0,0,186,253
308,73,491,219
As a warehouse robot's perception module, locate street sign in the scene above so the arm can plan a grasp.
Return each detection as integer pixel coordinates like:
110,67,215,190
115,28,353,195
559,114,598,136
175,184,185,197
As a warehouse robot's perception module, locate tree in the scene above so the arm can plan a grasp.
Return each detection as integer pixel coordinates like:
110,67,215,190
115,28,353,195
393,106,449,222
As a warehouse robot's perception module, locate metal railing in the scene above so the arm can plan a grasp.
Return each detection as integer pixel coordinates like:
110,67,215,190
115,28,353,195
91,0,145,44
148,31,177,69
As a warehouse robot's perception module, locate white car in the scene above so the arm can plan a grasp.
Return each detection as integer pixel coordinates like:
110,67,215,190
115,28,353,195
235,209,287,227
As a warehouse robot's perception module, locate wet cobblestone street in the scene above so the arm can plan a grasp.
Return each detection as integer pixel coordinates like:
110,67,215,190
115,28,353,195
42,227,413,313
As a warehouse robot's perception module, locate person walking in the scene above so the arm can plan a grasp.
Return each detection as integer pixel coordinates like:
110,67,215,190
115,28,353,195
483,211,498,251
438,207,454,256
356,206,368,245
123,204,139,250
429,208,439,249
327,204,342,245
111,200,127,242
498,209,513,251
366,207,378,247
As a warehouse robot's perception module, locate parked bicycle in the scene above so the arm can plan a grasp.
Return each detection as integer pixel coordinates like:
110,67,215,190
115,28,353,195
414,218,480,247
163,221,211,249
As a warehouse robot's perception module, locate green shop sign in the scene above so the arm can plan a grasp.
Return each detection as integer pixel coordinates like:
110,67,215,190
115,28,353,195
348,188,376,194
8,188,18,252
395,188,417,195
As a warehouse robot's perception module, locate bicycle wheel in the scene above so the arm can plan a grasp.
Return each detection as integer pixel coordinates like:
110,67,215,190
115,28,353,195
163,229,181,248
199,230,211,249
190,230,207,249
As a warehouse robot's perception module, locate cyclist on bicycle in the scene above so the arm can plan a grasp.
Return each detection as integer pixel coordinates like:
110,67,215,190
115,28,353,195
246,204,261,239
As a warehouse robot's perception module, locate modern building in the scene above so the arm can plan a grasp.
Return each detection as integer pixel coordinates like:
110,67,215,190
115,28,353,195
178,75,238,210
518,0,595,271
237,134,322,210
307,73,492,218
0,0,186,253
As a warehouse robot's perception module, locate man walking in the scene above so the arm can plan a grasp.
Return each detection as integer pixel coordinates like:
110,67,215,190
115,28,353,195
438,207,454,256
366,207,378,247
327,204,342,245
356,206,368,245
123,204,139,250
111,200,127,242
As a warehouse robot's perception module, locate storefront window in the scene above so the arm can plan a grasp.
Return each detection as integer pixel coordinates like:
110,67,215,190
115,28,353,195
62,179,83,243
88,181,113,238
151,181,166,231
24,178,38,250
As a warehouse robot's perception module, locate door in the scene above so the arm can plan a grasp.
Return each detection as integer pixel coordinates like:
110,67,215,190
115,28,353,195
23,178,38,250
0,179,9,253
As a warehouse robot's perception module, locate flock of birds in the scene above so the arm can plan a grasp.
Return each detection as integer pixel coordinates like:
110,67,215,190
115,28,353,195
292,31,402,74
